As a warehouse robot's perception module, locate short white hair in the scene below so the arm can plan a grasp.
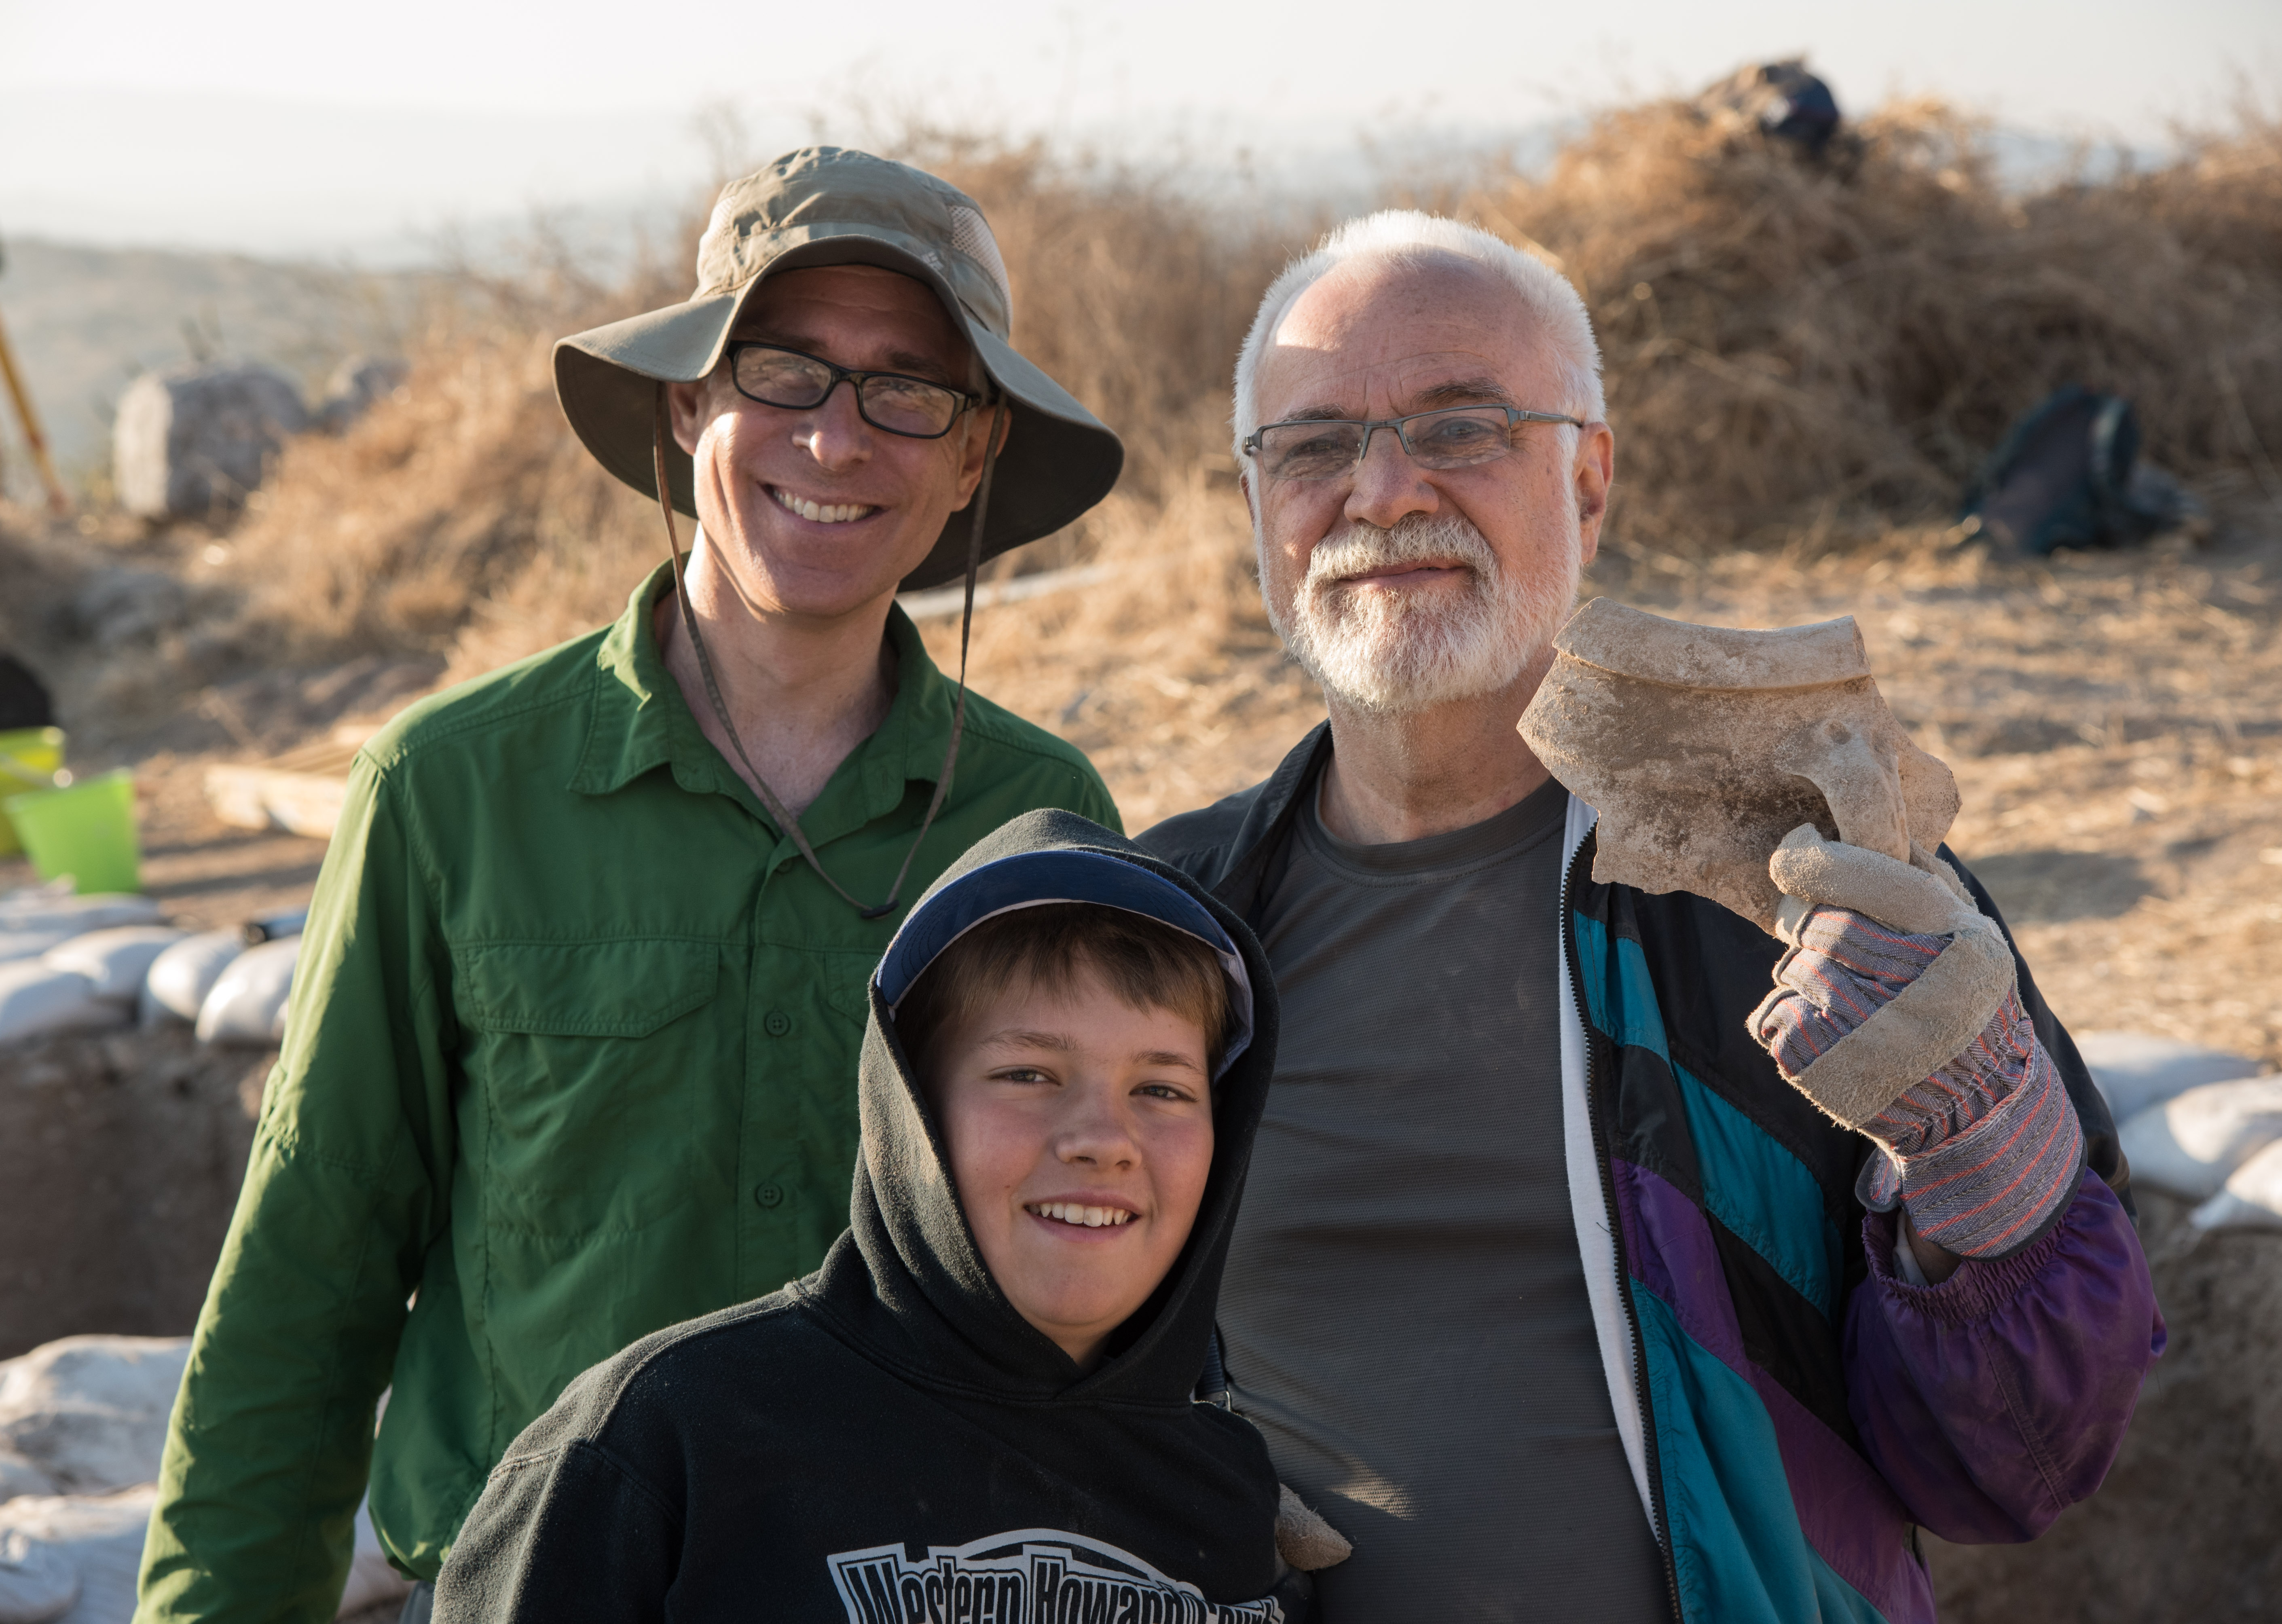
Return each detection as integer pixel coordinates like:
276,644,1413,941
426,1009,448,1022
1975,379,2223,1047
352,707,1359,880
1231,210,1604,466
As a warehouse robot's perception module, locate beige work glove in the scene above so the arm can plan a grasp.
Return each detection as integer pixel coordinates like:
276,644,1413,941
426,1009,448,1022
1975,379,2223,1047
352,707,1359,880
1751,825,2085,1259
1274,1484,1352,1571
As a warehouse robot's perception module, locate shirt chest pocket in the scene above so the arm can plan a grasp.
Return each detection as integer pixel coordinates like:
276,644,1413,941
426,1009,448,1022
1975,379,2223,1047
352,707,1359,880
452,938,727,1237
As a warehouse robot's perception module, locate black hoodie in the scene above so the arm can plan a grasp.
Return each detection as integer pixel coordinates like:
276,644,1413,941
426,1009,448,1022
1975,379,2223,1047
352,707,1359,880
434,810,1296,1623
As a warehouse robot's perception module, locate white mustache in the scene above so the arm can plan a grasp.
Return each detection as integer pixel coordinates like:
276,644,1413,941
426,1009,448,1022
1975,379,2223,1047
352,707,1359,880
1306,513,1499,591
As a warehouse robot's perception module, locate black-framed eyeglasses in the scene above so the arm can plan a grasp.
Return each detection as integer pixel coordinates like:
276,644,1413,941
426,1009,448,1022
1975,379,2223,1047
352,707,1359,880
725,342,981,440
1242,404,1588,483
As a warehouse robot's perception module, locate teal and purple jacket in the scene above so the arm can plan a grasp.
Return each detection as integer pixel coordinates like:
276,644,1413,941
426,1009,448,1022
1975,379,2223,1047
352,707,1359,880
1141,725,2166,1624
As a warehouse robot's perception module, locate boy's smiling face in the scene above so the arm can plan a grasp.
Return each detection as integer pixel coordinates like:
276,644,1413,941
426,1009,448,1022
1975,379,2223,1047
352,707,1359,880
925,962,1215,1372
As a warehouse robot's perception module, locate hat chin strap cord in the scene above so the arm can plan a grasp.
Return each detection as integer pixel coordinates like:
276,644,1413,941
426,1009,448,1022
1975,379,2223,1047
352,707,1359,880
652,383,995,920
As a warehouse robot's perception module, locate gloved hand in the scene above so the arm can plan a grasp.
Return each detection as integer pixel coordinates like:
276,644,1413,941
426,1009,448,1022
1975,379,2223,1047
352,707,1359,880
1749,825,2084,1261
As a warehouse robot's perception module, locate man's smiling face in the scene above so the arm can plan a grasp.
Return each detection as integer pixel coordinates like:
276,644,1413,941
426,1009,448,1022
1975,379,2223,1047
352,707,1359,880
668,263,997,621
1248,253,1612,713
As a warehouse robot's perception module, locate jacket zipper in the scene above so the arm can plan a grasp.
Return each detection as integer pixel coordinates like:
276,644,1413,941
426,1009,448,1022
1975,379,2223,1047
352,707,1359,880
1561,833,1685,1623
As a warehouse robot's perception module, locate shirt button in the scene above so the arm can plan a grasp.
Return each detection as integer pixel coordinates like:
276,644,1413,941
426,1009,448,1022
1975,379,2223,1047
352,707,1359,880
763,1009,792,1038
753,1182,785,1209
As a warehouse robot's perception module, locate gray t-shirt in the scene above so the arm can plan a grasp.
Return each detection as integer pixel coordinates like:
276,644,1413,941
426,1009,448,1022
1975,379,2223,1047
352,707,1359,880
1222,774,1669,1620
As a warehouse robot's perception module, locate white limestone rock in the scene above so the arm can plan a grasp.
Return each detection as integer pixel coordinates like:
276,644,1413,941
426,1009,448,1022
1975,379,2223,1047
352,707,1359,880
112,362,309,519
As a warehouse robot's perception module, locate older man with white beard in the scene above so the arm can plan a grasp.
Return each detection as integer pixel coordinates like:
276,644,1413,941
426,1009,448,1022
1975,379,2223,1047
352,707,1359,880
1140,213,2160,1622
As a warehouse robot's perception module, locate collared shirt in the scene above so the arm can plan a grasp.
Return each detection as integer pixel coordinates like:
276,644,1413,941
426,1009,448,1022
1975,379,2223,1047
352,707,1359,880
136,565,1121,1623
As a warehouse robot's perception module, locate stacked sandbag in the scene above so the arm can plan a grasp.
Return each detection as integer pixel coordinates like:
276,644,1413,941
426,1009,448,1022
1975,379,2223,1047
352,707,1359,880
42,930,184,1006
0,1338,189,1498
2121,1078,2282,1203
0,889,305,1049
193,937,299,1046
2189,1139,2282,1233
140,932,244,1026
0,966,125,1047
2076,1032,2282,1233
0,1338,406,1621
0,891,163,968
0,1520,80,1622
0,896,168,1048
0,1487,152,1624
2072,1030,2265,1123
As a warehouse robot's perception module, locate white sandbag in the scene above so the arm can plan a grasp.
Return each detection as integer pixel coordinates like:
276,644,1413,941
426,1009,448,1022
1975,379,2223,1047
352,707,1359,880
0,1487,152,1624
0,933,74,968
140,930,245,1023
0,1526,78,1624
195,937,298,1045
0,967,124,1048
2121,1076,2282,1201
2,888,164,966
0,1338,190,1497
2190,1138,2282,1233
2073,1030,2264,1123
0,888,162,937
40,927,184,1004
0,1453,56,1504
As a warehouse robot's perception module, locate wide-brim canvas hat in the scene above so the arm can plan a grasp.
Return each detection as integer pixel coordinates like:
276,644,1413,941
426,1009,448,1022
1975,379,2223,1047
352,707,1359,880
554,146,1123,592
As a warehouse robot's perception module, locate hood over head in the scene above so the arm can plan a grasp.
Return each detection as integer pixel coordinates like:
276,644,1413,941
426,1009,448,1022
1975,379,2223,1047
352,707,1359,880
809,808,1277,1404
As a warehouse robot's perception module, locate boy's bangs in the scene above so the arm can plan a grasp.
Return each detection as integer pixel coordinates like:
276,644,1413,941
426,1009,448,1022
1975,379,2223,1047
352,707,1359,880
876,850,1255,1077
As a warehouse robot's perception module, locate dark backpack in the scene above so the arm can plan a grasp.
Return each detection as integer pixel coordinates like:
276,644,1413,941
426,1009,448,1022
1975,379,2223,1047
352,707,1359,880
1958,385,2174,555
1697,60,1842,156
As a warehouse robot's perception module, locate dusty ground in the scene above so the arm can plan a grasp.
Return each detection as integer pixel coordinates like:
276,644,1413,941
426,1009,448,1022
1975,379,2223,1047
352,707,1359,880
0,1028,266,1360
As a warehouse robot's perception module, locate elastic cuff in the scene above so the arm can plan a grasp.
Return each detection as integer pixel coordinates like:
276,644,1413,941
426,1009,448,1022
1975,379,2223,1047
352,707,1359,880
1892,1042,2084,1258
1861,1173,2092,1321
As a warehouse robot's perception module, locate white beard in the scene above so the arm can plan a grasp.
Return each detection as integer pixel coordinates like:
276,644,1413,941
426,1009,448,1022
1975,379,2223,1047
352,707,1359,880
1262,509,1582,714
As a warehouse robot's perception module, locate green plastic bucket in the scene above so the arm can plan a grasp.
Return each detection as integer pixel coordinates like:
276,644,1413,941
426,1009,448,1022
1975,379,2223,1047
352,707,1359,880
0,727,66,858
3,768,142,894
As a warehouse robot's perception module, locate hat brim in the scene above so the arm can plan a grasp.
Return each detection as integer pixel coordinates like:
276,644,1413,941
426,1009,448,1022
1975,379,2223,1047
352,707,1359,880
553,234,1124,591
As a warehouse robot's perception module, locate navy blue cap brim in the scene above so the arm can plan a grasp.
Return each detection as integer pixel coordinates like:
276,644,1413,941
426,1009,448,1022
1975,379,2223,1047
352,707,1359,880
874,850,1254,1076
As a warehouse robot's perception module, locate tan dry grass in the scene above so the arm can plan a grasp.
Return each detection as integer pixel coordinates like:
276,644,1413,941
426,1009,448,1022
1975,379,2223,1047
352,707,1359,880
206,94,2282,683
1455,96,2282,547
209,135,1317,678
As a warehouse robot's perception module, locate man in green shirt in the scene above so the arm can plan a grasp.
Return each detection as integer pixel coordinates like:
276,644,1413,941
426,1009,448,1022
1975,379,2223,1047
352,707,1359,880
135,148,1125,1623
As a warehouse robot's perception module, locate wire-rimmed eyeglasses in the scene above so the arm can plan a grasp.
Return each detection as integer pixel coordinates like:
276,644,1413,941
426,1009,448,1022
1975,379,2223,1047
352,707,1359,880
725,342,982,440
1242,404,1587,482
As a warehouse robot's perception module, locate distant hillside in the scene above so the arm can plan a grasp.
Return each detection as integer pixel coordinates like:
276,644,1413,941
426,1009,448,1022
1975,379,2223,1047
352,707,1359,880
0,237,425,497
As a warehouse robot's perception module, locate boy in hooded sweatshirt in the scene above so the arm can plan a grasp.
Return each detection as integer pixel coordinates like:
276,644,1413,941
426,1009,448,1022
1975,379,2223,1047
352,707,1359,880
435,810,1331,1622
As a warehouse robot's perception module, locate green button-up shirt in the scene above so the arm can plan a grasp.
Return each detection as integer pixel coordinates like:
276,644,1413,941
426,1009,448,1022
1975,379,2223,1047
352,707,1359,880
136,567,1121,1621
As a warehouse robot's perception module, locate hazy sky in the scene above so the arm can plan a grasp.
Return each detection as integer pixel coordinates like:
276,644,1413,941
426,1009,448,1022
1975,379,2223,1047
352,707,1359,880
4,0,2275,260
